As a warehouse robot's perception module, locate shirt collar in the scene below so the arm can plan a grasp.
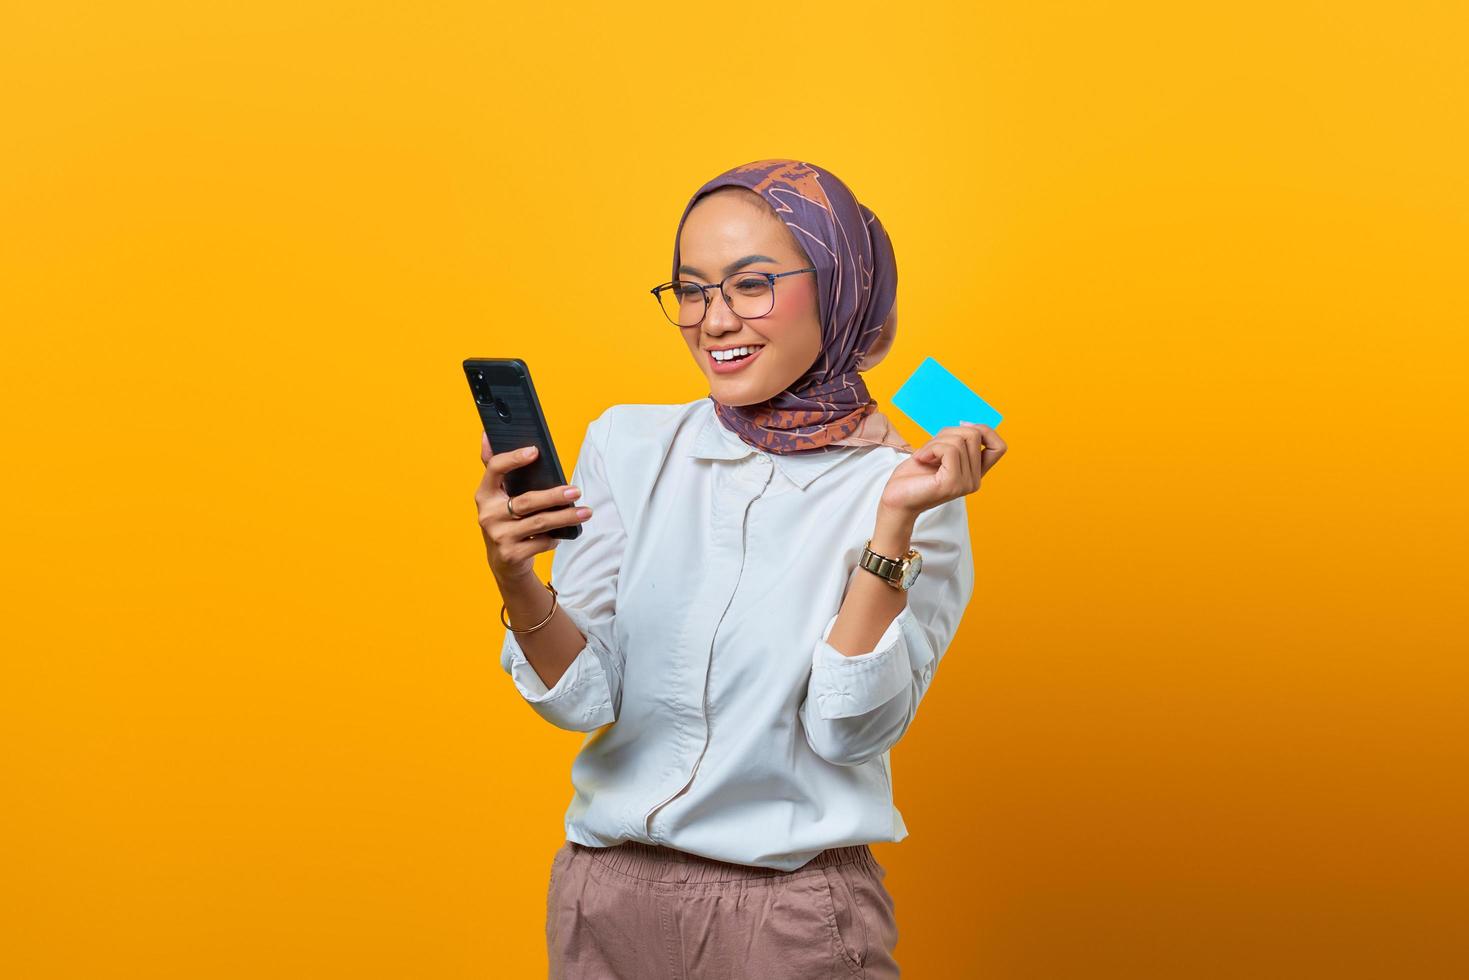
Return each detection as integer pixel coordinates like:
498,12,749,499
688,400,859,491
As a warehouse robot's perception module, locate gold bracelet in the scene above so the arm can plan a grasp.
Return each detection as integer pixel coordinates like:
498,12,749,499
500,580,558,634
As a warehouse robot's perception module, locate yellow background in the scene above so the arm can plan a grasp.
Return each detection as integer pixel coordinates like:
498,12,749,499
3,1,1466,977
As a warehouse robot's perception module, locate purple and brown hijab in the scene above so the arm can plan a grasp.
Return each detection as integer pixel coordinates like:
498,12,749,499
670,159,913,456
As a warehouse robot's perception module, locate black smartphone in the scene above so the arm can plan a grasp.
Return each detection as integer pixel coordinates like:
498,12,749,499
464,357,581,540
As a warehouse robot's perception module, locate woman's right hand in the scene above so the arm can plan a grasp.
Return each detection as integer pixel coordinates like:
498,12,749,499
475,431,593,583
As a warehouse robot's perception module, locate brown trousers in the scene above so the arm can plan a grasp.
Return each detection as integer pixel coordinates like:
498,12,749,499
546,839,901,979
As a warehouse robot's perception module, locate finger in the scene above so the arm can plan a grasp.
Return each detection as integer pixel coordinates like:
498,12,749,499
969,425,1007,478
476,446,536,504
512,502,594,540
508,531,563,564
522,534,562,560
913,438,951,466
481,445,540,493
979,441,1005,477
481,430,491,467
924,439,964,494
505,483,581,519
954,432,977,490
957,422,989,487
915,428,963,465
935,428,975,491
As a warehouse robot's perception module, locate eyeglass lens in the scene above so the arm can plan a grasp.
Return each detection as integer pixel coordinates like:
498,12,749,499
658,273,776,327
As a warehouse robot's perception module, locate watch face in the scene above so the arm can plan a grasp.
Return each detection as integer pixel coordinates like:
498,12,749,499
900,552,922,589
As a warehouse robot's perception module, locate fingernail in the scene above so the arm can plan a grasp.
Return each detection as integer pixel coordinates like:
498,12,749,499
576,507,592,518
564,487,581,499
523,446,537,457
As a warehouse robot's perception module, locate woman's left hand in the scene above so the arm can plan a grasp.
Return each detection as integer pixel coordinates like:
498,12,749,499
880,422,1007,517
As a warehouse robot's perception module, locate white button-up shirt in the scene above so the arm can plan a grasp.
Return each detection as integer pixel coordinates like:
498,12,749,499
500,396,974,871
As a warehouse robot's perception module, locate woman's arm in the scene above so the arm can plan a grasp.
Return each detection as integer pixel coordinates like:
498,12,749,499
496,411,628,732
799,497,974,767
801,421,1000,766
823,505,917,658
499,572,594,690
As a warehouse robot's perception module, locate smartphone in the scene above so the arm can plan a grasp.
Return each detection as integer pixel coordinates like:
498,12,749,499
464,357,581,540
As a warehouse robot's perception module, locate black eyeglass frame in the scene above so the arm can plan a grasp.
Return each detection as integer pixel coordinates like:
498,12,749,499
649,266,817,327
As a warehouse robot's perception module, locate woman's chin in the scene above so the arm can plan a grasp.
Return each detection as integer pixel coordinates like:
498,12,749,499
700,354,791,406
709,378,780,407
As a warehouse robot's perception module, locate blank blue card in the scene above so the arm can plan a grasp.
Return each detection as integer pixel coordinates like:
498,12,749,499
891,356,1003,436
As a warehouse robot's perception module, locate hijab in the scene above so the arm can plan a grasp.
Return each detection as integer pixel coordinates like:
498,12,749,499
670,159,913,455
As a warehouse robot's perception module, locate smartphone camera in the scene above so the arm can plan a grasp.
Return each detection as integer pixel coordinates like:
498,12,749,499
470,371,512,422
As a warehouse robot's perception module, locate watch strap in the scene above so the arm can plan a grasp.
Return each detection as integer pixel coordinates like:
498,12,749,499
859,539,911,587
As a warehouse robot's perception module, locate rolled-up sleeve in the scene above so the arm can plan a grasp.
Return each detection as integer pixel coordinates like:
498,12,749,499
800,495,975,766
499,410,626,732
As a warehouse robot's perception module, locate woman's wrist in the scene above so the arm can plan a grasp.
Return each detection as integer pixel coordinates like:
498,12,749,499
827,506,914,658
870,505,917,557
498,569,555,625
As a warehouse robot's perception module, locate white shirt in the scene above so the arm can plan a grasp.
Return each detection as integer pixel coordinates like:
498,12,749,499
500,396,974,871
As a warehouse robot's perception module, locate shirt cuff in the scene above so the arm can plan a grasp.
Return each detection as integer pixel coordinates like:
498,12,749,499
502,628,606,705
809,606,915,720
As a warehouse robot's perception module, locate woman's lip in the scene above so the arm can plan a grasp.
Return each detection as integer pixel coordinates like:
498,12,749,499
708,345,766,374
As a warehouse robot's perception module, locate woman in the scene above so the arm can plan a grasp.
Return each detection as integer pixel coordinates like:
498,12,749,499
476,159,1006,978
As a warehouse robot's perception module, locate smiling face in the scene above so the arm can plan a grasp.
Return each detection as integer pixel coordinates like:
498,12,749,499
675,188,824,407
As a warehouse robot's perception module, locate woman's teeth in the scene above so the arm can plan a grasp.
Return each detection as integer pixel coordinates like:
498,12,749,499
712,346,763,362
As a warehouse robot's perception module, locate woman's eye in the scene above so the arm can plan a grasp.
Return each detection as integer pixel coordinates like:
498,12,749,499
734,278,769,293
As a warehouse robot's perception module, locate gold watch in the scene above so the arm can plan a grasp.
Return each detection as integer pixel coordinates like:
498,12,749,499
858,540,923,591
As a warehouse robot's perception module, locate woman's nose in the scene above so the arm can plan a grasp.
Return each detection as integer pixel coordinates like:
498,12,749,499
704,287,740,329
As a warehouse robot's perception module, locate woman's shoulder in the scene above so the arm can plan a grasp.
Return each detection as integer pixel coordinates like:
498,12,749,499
579,401,707,527
594,398,706,427
588,398,708,449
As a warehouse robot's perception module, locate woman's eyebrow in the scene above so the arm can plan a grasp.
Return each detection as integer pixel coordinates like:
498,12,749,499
677,254,779,278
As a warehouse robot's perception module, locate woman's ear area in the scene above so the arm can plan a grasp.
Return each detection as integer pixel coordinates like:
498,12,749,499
856,301,898,372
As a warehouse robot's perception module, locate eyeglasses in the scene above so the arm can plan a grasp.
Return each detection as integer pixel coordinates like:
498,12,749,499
649,267,816,327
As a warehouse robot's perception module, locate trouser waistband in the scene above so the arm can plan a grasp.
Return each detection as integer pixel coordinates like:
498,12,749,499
574,838,880,883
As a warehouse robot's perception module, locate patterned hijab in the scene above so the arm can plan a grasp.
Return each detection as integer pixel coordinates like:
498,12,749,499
671,159,913,455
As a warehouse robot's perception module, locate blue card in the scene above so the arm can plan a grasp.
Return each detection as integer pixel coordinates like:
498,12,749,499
890,356,1002,435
